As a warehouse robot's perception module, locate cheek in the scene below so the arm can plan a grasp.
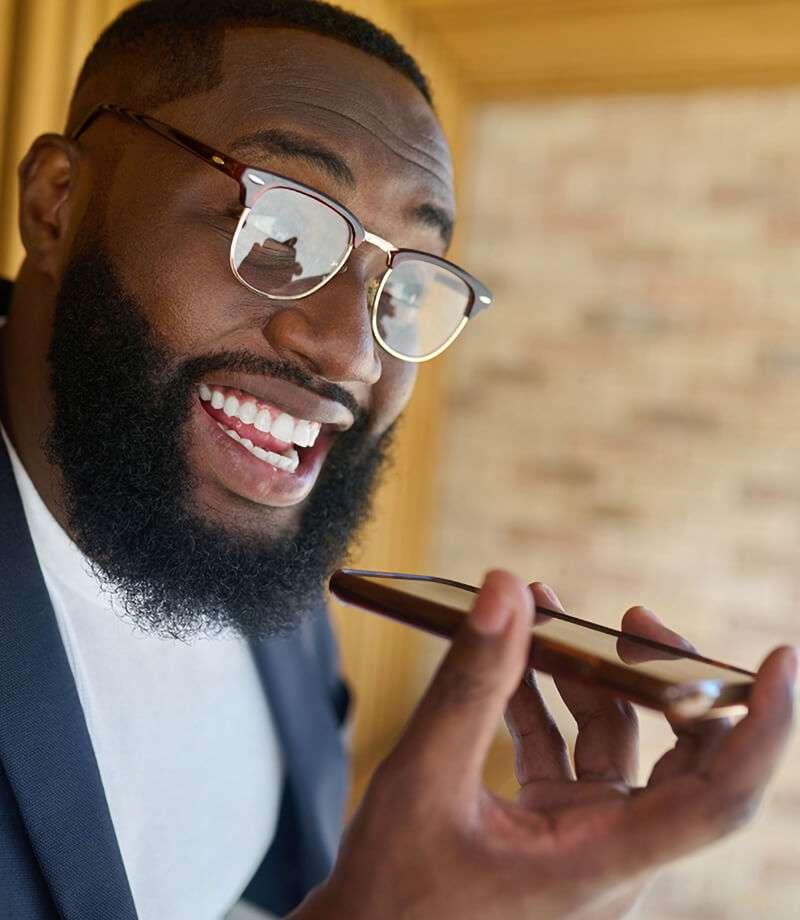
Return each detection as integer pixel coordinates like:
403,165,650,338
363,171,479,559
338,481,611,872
371,358,417,433
102,160,246,353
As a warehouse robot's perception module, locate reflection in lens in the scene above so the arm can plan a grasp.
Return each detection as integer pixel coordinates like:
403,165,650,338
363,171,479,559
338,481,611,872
233,188,351,297
376,259,470,358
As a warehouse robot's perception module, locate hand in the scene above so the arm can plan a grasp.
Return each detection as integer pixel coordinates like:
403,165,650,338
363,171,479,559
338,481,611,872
296,571,796,920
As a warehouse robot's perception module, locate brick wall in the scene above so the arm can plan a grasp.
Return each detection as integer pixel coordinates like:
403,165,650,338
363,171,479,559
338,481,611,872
429,89,800,919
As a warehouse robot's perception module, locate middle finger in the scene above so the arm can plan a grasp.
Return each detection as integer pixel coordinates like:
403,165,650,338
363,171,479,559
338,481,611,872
538,585,640,785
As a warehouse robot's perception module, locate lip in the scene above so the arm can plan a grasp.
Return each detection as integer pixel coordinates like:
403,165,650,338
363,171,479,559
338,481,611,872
198,371,356,431
190,396,333,508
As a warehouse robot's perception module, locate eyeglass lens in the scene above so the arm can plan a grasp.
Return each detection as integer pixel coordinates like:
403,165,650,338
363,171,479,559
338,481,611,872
233,188,352,298
232,187,471,359
376,259,470,359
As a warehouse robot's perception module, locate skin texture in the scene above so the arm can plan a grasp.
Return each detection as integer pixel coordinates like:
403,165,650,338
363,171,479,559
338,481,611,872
0,26,453,537
0,24,795,919
298,576,797,920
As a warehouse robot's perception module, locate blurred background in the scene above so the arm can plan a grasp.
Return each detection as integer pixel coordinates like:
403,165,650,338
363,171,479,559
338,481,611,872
2,1,800,916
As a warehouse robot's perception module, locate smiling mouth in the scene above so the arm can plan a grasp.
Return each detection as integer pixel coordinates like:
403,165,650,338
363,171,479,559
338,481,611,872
198,383,324,474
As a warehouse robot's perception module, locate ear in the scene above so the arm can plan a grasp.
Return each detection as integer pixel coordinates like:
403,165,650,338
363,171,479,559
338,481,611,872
17,134,82,280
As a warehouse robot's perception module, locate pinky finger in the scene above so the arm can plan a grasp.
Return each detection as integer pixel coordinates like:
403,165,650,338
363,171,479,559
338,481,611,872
703,646,797,800
600,647,797,882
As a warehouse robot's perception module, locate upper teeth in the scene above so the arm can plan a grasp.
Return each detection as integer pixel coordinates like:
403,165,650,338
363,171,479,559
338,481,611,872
198,384,321,447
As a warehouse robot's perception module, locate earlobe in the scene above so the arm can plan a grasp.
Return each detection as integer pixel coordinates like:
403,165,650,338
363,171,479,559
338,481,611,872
17,133,81,279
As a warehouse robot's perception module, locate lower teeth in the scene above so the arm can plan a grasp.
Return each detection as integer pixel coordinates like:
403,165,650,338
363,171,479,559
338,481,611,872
217,424,300,473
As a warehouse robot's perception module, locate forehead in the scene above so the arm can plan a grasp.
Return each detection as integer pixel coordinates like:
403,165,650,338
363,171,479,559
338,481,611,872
157,26,455,224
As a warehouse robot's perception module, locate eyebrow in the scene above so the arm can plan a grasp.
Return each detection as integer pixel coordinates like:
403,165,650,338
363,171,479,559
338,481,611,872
231,129,355,187
410,203,454,247
231,130,454,245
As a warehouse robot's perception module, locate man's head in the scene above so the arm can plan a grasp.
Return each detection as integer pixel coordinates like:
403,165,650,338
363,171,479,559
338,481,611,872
1,0,457,638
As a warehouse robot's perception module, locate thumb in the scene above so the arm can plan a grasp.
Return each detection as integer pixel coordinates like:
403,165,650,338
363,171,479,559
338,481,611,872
390,569,534,803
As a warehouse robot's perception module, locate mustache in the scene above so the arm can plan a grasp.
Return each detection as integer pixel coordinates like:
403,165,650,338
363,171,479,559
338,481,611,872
176,349,366,425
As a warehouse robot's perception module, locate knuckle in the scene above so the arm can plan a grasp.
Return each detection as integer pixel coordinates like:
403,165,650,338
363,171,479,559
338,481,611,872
574,697,637,732
512,714,565,750
434,661,498,709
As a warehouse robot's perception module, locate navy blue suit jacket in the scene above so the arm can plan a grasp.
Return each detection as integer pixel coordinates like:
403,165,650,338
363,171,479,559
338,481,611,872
0,279,350,918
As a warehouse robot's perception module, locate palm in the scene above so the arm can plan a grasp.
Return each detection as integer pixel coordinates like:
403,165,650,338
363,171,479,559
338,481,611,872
308,573,794,920
476,587,790,920
479,590,746,915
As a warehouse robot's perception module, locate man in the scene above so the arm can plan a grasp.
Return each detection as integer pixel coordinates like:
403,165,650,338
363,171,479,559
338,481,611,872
0,2,795,918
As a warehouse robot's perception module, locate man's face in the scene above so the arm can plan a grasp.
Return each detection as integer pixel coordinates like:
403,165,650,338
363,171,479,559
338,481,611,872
40,27,455,637
89,27,452,531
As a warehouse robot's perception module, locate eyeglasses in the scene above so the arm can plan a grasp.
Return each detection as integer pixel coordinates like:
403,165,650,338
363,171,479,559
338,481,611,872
70,104,494,363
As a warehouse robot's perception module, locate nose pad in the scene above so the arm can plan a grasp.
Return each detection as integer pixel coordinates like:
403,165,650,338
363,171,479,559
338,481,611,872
366,276,381,309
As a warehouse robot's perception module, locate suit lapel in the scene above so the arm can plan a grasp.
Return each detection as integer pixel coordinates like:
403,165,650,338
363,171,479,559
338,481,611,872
0,436,137,920
250,612,348,895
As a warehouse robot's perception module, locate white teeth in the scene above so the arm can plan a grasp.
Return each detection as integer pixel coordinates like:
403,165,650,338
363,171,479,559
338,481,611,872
254,408,272,433
220,426,299,474
238,401,257,424
271,412,294,442
218,425,244,447
293,419,312,448
207,388,319,450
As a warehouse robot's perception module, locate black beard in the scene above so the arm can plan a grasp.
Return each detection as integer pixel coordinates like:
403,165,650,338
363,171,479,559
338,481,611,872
45,246,394,640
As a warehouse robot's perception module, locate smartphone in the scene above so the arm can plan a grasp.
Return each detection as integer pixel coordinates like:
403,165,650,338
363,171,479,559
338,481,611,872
329,569,755,720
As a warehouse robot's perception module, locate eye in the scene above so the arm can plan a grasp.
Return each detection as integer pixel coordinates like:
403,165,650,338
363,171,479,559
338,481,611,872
385,274,424,309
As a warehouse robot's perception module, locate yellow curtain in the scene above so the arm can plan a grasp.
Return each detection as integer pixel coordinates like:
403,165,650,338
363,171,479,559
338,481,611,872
0,0,465,790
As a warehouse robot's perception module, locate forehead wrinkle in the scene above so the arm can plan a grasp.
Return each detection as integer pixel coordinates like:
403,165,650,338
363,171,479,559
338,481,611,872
231,94,452,194
307,100,451,197
295,94,451,182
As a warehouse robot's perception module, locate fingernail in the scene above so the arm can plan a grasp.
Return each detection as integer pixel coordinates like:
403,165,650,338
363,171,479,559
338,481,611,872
470,588,513,636
539,583,564,612
640,606,664,625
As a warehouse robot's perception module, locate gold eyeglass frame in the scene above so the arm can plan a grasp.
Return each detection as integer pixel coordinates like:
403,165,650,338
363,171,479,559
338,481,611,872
71,104,494,364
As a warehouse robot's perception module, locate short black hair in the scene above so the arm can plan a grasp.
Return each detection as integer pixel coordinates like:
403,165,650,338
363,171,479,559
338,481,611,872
74,0,432,116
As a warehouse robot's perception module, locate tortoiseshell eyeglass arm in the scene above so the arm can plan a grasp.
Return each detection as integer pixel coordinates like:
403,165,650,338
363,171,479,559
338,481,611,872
69,104,497,319
70,104,249,188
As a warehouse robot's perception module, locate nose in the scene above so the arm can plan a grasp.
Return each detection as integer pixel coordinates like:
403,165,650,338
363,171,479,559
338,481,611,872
259,264,382,386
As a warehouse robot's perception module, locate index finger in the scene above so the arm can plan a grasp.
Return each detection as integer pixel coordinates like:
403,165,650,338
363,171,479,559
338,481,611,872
616,606,698,664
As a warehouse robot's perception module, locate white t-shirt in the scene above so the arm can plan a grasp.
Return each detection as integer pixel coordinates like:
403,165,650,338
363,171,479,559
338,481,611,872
1,426,283,920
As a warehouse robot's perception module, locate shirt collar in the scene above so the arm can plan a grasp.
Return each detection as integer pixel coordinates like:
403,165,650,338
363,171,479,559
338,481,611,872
0,422,111,609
